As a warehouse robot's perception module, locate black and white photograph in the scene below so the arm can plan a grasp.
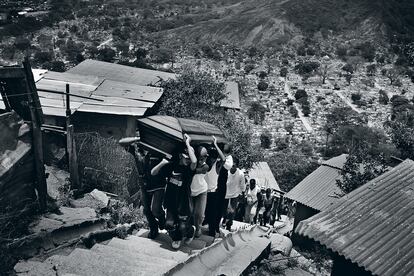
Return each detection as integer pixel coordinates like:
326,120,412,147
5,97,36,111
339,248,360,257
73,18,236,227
0,0,413,275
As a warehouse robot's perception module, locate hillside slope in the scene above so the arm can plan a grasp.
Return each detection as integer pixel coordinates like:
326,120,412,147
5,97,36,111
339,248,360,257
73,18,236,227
154,0,414,47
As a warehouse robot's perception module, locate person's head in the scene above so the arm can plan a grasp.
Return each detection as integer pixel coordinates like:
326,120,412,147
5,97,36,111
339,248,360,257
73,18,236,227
223,143,232,155
177,151,191,166
230,156,239,174
266,188,271,197
196,146,208,165
249,178,256,189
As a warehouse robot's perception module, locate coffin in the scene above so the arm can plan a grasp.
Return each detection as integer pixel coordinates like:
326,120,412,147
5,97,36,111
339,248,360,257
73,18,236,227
137,115,227,158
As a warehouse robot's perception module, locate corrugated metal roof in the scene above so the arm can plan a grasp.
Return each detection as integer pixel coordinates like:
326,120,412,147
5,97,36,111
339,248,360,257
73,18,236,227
285,154,347,211
30,66,164,117
68,59,177,86
94,79,163,103
296,159,414,276
68,59,240,109
247,162,280,191
221,81,240,110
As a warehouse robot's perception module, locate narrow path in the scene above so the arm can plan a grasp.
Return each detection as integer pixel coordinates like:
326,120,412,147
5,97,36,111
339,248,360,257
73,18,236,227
284,81,314,133
98,37,113,49
332,90,362,114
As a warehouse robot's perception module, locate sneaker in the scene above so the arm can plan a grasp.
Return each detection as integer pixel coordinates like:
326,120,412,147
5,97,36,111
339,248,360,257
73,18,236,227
184,226,196,245
171,240,181,249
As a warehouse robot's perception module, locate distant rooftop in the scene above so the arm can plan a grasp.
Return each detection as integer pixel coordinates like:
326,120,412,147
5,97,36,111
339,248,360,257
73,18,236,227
296,159,414,276
285,154,347,211
247,162,280,191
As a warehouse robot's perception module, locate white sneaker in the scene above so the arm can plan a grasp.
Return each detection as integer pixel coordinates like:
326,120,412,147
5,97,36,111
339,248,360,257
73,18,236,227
171,240,181,249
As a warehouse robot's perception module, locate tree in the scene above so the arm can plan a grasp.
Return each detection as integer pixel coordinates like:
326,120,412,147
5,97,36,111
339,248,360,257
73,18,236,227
342,63,354,74
326,125,395,159
386,67,402,85
379,90,389,105
258,71,267,79
267,149,318,192
244,64,255,74
155,71,262,168
260,130,272,149
33,51,53,64
151,47,174,65
345,73,353,85
44,60,65,72
294,61,320,76
289,106,298,117
295,89,308,100
97,47,116,62
387,110,414,160
284,122,294,135
319,62,330,84
366,64,377,76
351,93,362,103
248,102,267,125
14,37,31,51
257,81,268,91
336,147,387,194
135,47,148,60
280,67,288,77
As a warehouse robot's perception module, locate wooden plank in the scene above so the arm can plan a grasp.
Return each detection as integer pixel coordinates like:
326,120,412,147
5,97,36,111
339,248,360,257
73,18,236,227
67,125,80,189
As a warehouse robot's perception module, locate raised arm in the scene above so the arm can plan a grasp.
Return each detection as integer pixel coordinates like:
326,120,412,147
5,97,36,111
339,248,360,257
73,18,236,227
151,158,170,176
212,136,225,161
184,134,197,170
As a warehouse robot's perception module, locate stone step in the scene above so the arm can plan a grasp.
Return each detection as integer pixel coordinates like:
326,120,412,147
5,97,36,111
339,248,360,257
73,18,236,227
90,243,177,272
107,236,188,263
136,229,212,254
14,260,56,276
44,248,156,276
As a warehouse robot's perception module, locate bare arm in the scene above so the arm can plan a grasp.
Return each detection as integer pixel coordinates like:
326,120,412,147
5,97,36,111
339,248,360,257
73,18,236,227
184,134,197,170
212,136,226,161
151,158,169,176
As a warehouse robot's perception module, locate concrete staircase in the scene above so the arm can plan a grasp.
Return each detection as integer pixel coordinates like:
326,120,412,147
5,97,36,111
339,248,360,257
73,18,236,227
15,222,271,276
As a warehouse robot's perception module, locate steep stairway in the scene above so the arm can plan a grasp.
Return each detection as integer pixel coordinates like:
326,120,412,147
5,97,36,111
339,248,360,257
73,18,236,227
15,222,271,276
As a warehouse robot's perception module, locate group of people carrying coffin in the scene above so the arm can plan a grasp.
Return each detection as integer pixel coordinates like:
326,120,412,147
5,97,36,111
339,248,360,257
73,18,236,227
130,134,283,249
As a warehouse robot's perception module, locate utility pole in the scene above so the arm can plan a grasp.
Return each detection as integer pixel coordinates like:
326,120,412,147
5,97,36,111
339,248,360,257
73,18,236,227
65,83,80,189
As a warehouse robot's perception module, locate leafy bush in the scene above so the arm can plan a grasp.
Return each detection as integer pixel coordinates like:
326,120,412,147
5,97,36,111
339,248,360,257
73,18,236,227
257,81,268,91
260,130,272,149
294,89,308,100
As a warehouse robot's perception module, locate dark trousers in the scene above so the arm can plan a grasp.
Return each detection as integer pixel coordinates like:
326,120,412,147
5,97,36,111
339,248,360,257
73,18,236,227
215,185,227,232
164,183,193,241
142,189,166,232
224,197,238,230
205,191,218,236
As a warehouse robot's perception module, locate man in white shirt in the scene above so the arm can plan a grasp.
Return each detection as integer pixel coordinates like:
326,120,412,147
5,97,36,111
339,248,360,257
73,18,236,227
223,157,245,231
245,179,259,224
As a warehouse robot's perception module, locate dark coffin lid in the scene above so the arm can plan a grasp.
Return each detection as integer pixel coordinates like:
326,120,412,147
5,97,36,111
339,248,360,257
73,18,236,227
137,115,227,144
